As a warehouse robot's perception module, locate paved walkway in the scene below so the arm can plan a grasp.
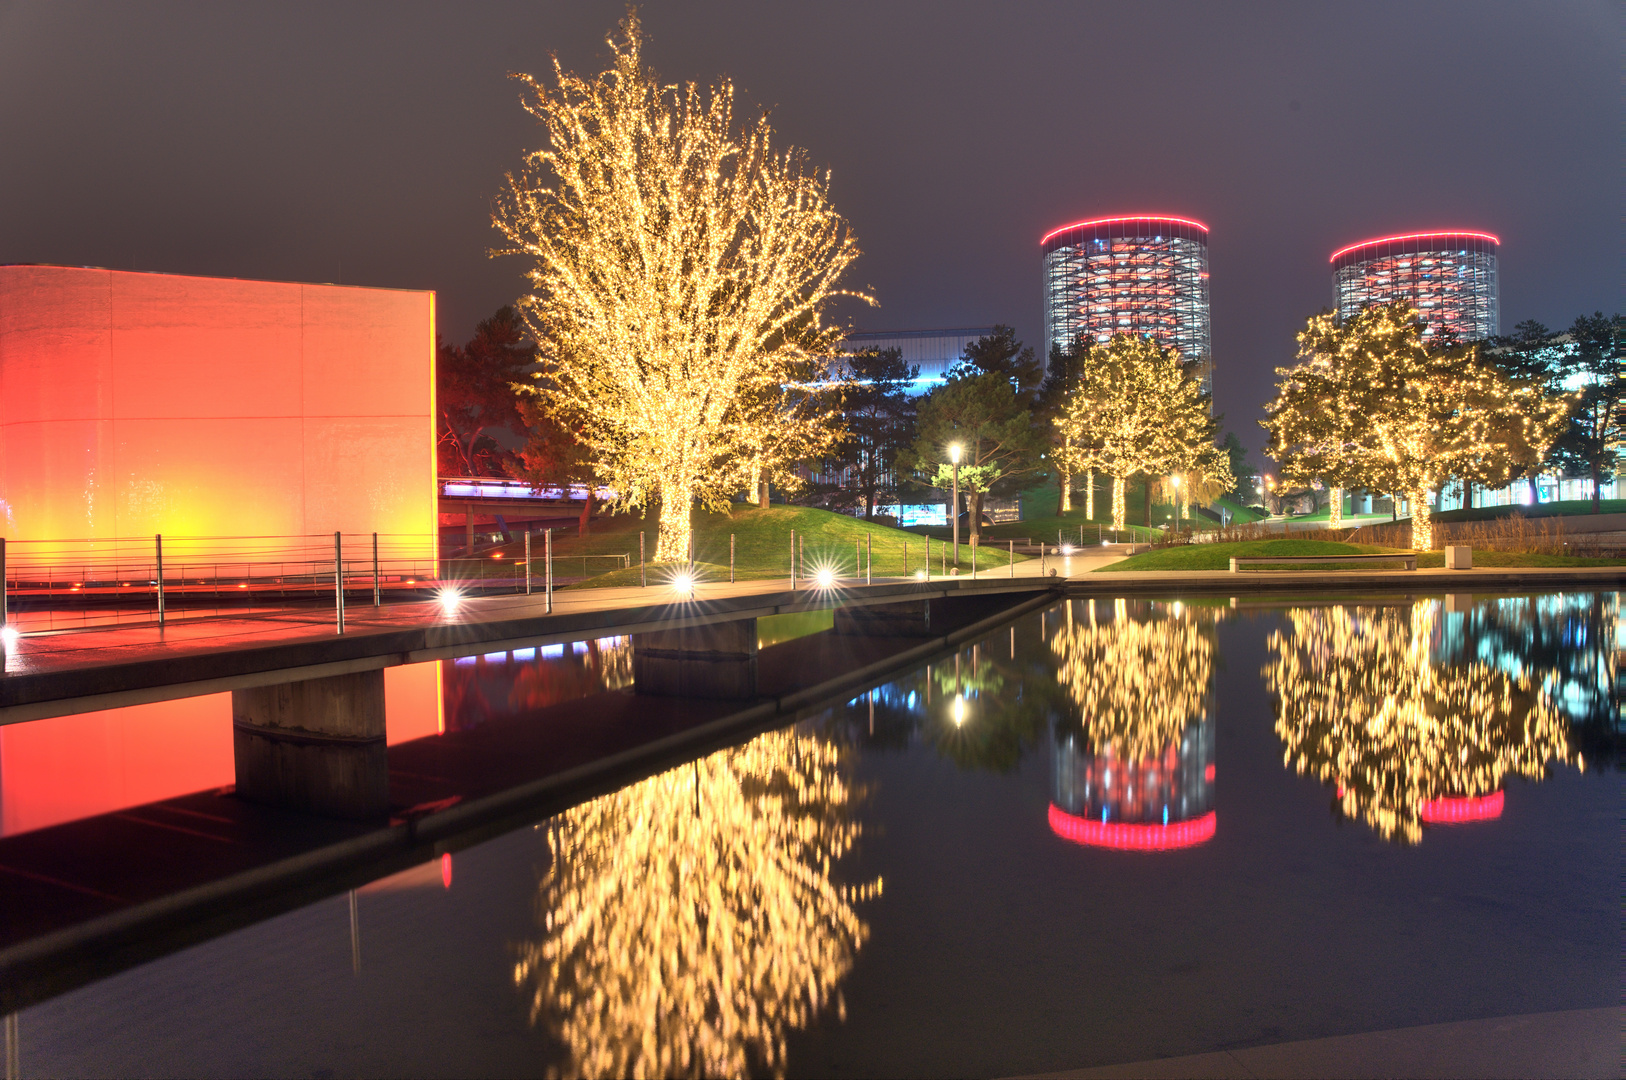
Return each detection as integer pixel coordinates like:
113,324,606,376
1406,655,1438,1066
1015,1005,1620,1079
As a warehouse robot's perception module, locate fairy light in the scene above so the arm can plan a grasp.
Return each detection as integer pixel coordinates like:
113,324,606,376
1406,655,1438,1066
1263,304,1567,550
1266,601,1571,844
1053,334,1231,534
493,12,867,564
514,729,875,1078
1049,601,1218,761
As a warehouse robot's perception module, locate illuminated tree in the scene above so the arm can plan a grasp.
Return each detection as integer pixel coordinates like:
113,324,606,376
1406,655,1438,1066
515,728,875,1079
1266,602,1572,844
1049,599,1217,760
1263,305,1565,549
1056,334,1219,533
494,14,866,560
1261,311,1368,527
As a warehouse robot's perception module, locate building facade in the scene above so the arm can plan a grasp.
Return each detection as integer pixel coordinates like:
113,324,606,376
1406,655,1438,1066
0,265,438,561
1041,214,1212,390
841,326,996,397
1331,230,1499,341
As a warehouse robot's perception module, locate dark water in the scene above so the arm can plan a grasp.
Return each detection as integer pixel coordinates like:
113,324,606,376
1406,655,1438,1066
9,593,1620,1078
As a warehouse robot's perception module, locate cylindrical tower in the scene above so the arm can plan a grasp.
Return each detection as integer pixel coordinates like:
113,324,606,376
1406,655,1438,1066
1041,214,1211,390
1330,231,1499,342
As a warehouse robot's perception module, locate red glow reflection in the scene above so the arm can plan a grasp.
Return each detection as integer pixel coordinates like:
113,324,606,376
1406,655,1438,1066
440,852,453,889
1419,791,1503,824
1048,804,1216,851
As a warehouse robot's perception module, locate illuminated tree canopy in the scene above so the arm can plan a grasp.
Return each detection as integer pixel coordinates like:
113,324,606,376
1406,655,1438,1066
1263,305,1566,548
514,728,875,1079
1266,602,1572,844
494,13,866,560
1054,334,1228,532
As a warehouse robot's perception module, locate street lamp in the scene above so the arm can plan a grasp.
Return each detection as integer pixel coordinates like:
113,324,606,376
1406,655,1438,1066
949,442,962,567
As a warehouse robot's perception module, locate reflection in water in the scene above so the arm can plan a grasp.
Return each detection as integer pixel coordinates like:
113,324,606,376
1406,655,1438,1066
514,728,875,1079
1048,600,1218,850
443,636,633,731
1267,602,1574,844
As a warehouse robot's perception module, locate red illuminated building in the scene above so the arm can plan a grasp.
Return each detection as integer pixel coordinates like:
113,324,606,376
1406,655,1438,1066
1330,231,1500,341
1041,215,1212,390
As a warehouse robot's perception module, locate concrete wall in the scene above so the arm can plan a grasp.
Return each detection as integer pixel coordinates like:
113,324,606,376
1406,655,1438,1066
0,265,436,557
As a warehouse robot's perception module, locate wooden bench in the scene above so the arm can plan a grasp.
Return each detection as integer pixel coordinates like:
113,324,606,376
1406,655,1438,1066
1229,553,1416,573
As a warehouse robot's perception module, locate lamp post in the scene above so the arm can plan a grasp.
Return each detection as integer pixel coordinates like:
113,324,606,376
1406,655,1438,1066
949,442,962,567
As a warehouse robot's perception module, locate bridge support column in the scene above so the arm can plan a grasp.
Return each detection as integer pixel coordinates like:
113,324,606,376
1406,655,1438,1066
633,619,758,699
834,599,934,638
232,669,388,819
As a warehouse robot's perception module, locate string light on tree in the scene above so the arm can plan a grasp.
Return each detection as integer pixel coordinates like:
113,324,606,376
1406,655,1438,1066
494,13,866,561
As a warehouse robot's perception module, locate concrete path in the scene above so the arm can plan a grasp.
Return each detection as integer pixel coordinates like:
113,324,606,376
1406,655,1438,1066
1016,1005,1620,1079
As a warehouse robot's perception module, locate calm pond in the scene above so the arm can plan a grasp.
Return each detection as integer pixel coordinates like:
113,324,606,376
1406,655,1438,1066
6,592,1618,1077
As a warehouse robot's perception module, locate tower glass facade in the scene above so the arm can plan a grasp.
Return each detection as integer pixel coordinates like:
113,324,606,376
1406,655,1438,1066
1041,215,1211,391
1331,231,1499,342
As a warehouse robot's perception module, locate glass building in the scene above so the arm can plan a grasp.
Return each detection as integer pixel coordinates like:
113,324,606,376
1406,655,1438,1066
1041,215,1212,391
841,326,996,397
1331,231,1499,342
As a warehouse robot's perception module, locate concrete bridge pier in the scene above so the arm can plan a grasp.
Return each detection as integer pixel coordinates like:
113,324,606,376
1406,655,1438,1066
834,599,934,637
231,669,388,819
632,619,758,699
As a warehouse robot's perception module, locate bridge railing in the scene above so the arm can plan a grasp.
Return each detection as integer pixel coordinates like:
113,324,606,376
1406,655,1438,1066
0,532,440,635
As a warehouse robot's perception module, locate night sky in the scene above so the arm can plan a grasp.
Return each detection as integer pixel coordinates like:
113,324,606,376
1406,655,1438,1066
1,1,1617,452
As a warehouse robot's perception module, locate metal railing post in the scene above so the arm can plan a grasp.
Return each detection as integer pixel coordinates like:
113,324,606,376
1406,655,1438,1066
1009,539,1014,577
544,528,553,613
639,532,646,587
524,530,533,595
925,534,930,580
789,529,796,589
372,533,381,606
334,531,345,634
155,534,165,627
854,539,860,583
904,540,908,578
730,533,735,583
0,538,7,654
866,532,872,585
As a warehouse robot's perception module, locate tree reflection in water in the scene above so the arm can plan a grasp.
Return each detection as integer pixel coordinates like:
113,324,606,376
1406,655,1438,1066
1048,599,1219,849
514,727,875,1079
1267,601,1573,844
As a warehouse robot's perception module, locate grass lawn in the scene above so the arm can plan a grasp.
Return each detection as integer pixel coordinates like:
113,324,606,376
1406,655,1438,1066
1098,539,1626,572
1432,499,1626,523
474,503,1032,590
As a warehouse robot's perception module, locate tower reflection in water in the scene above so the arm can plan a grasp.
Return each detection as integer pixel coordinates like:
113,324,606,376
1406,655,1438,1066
1267,599,1577,845
514,727,876,1080
1047,599,1218,851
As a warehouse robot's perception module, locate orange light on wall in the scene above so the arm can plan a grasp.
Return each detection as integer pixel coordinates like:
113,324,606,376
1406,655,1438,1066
0,265,437,564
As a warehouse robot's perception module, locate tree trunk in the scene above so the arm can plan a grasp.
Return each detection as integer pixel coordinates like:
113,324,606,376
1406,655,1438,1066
1059,466,1072,513
970,490,985,545
655,476,692,562
1527,474,1538,506
1593,460,1602,513
1085,470,1095,522
1111,475,1126,533
1409,488,1433,551
1143,476,1152,528
1329,486,1342,529
578,484,593,537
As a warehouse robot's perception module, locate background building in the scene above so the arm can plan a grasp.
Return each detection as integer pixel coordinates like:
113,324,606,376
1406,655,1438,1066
1041,214,1212,391
0,265,438,561
1331,230,1499,341
841,326,995,396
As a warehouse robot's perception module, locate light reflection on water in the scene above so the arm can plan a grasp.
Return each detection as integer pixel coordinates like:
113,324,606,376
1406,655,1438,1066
4,591,1618,1078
